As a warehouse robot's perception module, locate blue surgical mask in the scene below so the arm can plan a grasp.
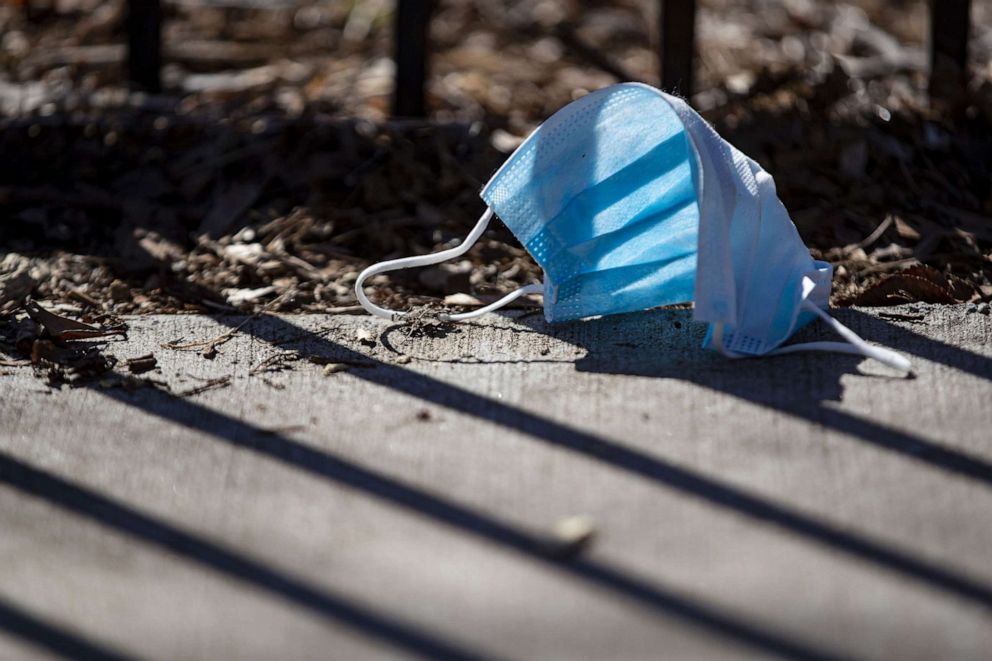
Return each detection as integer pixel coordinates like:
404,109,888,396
356,83,910,371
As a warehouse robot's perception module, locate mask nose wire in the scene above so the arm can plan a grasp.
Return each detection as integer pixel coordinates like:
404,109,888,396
712,302,913,373
354,208,543,322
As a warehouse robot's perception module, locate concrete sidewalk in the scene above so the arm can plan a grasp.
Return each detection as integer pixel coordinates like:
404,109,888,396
1,305,990,660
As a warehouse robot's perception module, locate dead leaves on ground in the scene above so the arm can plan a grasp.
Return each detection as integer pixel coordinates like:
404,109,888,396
2,300,168,391
0,299,127,386
1,298,381,395
838,265,977,306
24,299,126,340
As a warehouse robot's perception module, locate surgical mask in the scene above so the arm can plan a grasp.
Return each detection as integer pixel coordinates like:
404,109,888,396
355,83,910,372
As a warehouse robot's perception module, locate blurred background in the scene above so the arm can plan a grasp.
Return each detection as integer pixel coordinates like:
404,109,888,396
1,0,990,319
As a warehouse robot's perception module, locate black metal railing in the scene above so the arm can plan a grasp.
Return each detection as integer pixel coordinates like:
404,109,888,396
929,0,972,100
126,0,163,94
123,0,974,114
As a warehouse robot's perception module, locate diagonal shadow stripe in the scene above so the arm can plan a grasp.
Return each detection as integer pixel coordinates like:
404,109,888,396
842,309,992,383
0,451,490,661
93,385,848,661
384,310,992,488
733,309,992,485
737,390,992,485
0,595,135,661
225,314,992,611
544,308,992,488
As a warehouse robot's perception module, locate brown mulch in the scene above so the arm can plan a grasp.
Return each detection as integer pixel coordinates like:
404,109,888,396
1,0,991,323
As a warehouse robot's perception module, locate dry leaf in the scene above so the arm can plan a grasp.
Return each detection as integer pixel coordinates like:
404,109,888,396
24,299,126,340
840,265,974,306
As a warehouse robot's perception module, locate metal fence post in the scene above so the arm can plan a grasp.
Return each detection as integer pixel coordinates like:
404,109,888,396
126,0,163,93
659,0,696,99
393,0,432,117
929,0,971,102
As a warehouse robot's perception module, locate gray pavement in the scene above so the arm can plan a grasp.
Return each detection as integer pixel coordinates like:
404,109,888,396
0,304,991,660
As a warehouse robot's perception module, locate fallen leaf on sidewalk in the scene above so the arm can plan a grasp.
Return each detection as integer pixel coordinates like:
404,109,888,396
24,299,126,340
838,265,975,306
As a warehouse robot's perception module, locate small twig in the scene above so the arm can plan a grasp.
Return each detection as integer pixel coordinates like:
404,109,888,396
857,214,895,249
161,316,254,352
857,258,922,275
249,350,302,375
259,376,286,390
201,299,240,313
68,288,103,308
160,294,288,355
877,311,927,322
323,305,366,315
176,375,231,398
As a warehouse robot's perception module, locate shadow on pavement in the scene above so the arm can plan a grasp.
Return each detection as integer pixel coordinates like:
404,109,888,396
88,376,844,661
217,313,992,611
0,594,133,661
554,307,992,487
0,450,489,661
9,307,987,660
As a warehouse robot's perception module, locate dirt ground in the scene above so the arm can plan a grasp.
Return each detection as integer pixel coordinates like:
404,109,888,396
1,0,991,322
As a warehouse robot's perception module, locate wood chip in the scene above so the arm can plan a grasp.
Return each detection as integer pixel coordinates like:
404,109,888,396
356,328,376,348
442,293,484,306
225,286,277,306
126,354,158,374
550,515,597,558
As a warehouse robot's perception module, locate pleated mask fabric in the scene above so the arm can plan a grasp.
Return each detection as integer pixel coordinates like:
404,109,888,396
481,84,700,323
355,83,911,371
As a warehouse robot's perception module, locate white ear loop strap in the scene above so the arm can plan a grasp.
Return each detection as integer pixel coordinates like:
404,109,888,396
713,301,913,372
354,209,543,322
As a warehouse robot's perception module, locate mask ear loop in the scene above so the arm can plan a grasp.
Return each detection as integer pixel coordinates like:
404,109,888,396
354,209,543,322
712,302,913,373
769,301,913,372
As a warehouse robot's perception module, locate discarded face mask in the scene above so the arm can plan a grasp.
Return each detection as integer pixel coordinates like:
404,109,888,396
356,83,910,371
